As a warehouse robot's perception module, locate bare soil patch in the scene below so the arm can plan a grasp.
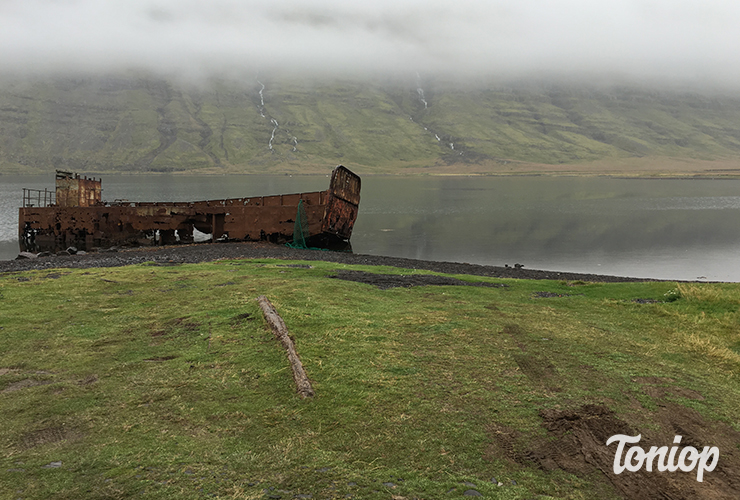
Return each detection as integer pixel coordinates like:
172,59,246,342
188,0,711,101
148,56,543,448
77,374,98,386
20,426,80,450
1,378,53,393
531,291,579,298
632,377,675,385
330,270,508,290
143,355,178,362
232,312,255,324
173,317,200,332
632,298,661,304
488,403,740,499
513,354,558,384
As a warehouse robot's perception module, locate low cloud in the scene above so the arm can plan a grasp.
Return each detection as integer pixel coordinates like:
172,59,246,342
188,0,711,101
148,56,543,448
1,0,739,87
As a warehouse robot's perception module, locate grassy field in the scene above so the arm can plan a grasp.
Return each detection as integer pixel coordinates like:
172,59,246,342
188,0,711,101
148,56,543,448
1,259,739,499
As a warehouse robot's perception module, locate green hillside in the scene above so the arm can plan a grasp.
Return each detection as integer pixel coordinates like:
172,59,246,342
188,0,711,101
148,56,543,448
2,75,740,175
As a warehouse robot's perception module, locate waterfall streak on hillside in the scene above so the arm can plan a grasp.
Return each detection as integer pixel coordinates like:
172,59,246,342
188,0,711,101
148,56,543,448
415,73,428,109
257,80,266,117
269,119,278,151
417,88,428,109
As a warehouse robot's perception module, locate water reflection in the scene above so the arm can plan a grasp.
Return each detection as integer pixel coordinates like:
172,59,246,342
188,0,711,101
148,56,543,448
352,176,740,281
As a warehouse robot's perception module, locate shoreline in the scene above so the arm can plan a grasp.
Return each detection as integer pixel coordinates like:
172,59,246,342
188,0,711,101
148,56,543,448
0,241,665,283
4,170,740,180
3,155,740,179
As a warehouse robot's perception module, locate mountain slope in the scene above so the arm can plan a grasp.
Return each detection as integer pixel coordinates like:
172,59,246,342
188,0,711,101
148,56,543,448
2,76,740,174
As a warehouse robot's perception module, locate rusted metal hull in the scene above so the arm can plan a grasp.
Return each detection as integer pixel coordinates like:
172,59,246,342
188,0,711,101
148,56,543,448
19,166,360,253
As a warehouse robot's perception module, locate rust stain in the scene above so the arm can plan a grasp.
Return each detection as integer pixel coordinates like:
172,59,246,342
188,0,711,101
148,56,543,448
321,166,361,240
19,166,360,253
54,171,102,208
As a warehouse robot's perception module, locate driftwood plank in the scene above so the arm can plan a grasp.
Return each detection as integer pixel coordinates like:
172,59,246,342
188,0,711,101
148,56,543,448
257,296,315,398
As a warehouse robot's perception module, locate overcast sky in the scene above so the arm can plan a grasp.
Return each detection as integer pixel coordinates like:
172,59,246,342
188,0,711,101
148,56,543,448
1,0,739,87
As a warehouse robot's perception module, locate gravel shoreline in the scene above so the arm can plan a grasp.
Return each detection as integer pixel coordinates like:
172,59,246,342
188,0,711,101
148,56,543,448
0,241,660,282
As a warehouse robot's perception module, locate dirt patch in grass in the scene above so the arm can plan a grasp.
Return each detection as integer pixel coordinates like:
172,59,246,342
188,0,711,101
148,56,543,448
513,354,557,383
531,291,579,298
143,355,177,362
643,386,706,401
501,323,525,336
149,318,201,341
667,387,706,401
1,378,54,393
633,376,706,401
20,426,80,450
489,404,740,499
214,281,236,287
173,317,200,332
485,422,524,463
632,377,675,385
502,323,529,352
330,270,508,290
232,312,255,322
77,374,98,386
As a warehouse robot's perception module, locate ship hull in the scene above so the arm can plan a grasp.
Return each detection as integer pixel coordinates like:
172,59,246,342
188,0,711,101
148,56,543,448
19,166,360,253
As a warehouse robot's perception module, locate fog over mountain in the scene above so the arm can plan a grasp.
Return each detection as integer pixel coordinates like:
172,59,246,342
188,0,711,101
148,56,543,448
2,0,739,88
3,1,740,175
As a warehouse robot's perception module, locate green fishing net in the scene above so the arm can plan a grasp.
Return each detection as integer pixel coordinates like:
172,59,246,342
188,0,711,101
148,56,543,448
286,199,310,249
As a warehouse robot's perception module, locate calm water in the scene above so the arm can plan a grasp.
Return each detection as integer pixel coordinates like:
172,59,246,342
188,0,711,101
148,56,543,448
2,174,740,281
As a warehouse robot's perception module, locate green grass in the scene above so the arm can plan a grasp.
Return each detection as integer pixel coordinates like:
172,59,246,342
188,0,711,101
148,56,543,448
0,259,739,499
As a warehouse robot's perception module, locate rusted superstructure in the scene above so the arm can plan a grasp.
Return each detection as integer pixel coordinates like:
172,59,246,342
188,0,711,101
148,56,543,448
54,171,102,207
19,166,360,253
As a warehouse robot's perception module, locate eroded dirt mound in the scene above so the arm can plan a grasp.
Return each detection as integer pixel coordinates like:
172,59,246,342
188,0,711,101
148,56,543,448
489,404,740,499
329,270,508,290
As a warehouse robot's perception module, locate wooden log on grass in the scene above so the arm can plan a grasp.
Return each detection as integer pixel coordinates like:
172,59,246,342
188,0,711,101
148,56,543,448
257,295,315,398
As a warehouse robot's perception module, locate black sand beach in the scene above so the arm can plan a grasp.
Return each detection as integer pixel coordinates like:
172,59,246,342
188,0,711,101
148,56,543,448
0,241,657,283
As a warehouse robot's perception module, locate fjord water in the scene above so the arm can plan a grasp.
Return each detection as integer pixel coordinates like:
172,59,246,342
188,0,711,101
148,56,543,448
2,174,740,281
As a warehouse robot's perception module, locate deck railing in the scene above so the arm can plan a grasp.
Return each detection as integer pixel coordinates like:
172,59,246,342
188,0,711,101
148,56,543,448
22,188,55,208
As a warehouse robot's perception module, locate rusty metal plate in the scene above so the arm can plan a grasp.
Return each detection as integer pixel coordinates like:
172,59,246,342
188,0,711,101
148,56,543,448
329,165,361,206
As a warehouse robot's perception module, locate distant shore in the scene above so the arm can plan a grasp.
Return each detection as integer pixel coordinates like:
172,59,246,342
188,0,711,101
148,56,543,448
4,155,740,179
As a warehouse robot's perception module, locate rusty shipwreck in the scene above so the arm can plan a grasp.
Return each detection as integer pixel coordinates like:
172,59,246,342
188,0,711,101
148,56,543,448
19,166,360,253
